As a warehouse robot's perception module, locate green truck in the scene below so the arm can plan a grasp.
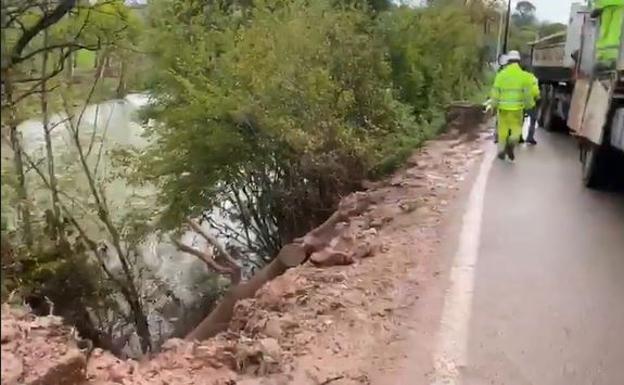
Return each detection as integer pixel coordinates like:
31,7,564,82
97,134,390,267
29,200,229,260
530,2,624,188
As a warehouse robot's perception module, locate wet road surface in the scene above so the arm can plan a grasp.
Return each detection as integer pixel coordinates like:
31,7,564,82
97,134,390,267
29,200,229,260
463,131,624,385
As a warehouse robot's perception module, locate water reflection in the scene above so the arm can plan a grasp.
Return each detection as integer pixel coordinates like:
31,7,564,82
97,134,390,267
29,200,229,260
3,94,217,354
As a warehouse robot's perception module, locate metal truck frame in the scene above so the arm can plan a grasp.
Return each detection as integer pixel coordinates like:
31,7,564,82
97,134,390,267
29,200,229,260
530,2,624,188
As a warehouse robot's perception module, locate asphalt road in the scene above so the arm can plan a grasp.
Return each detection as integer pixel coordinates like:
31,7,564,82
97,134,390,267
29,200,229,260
462,131,624,385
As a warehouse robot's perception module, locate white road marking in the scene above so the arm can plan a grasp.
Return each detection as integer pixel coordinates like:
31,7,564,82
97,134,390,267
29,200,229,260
429,147,496,385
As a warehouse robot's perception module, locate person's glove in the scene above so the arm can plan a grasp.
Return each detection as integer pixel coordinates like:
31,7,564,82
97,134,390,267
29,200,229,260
483,99,493,114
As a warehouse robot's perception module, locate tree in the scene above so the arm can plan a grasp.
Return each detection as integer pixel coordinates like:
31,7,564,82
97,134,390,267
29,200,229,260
137,0,407,255
538,22,566,38
1,0,155,356
3,0,490,353
135,0,488,339
512,0,537,27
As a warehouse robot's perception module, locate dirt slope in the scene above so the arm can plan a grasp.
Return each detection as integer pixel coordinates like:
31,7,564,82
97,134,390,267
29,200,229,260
226,131,487,385
1,122,488,385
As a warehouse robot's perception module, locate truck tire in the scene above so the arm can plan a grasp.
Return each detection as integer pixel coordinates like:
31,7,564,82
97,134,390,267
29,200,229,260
542,96,555,131
537,98,545,127
581,144,607,188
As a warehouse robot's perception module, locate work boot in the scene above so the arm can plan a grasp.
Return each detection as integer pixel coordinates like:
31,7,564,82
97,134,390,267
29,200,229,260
527,138,537,145
497,151,505,160
505,143,515,161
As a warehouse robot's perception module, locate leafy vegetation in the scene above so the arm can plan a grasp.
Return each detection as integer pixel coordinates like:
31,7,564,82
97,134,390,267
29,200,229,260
2,0,156,355
508,0,567,54
2,0,497,356
136,0,487,259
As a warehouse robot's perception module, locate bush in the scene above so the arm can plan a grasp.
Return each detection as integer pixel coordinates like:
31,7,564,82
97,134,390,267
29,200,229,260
378,5,484,117
137,0,488,258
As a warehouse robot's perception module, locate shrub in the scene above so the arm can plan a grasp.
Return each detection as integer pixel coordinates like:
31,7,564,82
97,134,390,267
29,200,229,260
137,0,488,258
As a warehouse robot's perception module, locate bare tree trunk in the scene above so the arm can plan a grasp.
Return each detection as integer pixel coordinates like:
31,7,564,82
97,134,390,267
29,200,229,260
63,90,152,353
3,69,33,247
115,57,127,98
65,52,74,81
40,0,66,246
103,54,111,77
1,12,32,246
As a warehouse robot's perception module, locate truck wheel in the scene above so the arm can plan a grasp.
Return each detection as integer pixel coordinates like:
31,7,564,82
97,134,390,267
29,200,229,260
581,144,606,188
537,89,547,127
542,96,556,132
537,99,545,127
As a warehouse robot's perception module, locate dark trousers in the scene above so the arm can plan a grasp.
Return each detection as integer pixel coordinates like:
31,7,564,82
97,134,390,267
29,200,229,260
526,108,537,141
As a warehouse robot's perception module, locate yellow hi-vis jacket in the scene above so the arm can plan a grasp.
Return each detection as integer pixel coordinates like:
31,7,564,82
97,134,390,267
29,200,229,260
595,0,624,9
525,71,540,108
490,63,534,111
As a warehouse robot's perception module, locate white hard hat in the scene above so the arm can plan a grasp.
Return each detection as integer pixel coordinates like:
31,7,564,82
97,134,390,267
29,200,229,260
507,50,521,61
499,54,508,66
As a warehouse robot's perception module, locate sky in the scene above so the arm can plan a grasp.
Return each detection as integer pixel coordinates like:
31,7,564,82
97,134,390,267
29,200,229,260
524,0,577,23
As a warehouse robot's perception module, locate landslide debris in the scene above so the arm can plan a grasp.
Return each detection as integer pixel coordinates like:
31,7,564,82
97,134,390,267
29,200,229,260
2,125,488,385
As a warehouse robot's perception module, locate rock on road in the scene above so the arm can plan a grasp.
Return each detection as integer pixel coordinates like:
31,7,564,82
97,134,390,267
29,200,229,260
439,130,624,385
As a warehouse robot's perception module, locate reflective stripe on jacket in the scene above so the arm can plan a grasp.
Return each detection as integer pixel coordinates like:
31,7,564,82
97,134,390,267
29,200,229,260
490,63,533,111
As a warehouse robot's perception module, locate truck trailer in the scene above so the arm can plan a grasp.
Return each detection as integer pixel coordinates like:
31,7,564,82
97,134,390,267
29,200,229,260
529,2,624,188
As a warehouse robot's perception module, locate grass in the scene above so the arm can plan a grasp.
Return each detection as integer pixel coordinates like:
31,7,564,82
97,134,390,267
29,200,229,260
75,50,97,70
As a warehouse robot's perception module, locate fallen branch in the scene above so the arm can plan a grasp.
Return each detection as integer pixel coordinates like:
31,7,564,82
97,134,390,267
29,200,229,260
185,243,306,341
185,192,370,341
171,236,236,278
186,218,239,270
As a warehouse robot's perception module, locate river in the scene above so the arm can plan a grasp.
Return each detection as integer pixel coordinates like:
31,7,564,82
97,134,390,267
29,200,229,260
3,94,228,354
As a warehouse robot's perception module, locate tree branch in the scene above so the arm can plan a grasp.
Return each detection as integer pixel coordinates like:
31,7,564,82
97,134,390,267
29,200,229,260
18,41,100,65
7,47,74,107
8,0,77,68
186,218,239,269
171,236,235,276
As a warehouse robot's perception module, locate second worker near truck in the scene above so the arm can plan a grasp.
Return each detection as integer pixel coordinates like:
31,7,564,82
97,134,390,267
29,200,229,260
490,50,538,161
591,0,624,71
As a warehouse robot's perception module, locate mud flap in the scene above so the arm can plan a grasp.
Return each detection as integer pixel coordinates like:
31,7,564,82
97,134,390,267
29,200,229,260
580,79,613,145
567,78,591,134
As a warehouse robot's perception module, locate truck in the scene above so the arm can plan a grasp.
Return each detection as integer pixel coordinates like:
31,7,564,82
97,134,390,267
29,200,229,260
529,2,624,188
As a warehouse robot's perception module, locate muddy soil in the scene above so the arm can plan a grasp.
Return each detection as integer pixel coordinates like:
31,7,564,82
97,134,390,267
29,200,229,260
1,124,489,385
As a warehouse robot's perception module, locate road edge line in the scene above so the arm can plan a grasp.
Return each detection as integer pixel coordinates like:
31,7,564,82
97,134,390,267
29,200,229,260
429,147,496,385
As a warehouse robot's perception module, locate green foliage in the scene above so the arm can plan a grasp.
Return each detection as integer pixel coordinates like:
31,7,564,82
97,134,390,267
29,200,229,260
1,229,115,317
378,5,484,117
2,0,155,354
537,22,566,38
137,0,488,257
2,0,492,353
512,0,537,27
506,1,567,55
2,0,146,120
139,0,410,250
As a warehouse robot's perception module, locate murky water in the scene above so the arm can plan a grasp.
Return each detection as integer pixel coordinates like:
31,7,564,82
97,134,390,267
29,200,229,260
3,94,225,352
